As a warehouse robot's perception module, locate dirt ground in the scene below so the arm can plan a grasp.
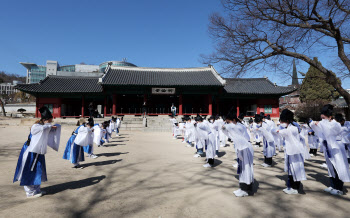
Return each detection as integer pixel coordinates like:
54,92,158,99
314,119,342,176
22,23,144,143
0,125,349,218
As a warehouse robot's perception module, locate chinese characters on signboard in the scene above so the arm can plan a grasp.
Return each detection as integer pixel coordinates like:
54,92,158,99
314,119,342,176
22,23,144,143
152,88,176,95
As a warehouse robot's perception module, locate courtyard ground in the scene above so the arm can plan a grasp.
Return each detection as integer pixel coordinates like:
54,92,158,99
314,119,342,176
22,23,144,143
0,125,349,218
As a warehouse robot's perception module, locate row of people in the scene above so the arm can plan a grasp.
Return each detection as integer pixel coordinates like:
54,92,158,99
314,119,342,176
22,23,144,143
13,107,121,198
170,104,350,197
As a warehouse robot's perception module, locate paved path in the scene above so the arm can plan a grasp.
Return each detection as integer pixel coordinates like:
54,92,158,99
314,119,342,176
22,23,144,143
0,126,349,218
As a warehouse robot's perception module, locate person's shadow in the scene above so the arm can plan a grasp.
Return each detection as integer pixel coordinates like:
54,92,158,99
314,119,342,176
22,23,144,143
42,175,106,195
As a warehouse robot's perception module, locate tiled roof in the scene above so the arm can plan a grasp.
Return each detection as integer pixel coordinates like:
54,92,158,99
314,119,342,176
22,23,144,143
15,76,102,93
223,78,296,95
102,67,224,86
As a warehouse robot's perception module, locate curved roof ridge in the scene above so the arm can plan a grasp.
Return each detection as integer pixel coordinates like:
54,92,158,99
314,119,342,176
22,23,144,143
110,66,212,72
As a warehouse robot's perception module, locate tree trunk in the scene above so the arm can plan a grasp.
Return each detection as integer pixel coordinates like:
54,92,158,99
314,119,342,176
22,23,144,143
0,99,6,116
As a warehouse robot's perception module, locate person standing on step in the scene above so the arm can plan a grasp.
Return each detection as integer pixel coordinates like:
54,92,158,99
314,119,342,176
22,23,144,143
171,103,176,117
13,106,61,198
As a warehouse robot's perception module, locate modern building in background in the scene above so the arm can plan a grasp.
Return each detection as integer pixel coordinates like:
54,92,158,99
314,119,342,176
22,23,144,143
20,60,136,84
0,80,22,95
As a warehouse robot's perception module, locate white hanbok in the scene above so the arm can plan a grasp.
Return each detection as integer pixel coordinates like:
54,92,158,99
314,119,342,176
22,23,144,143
197,123,216,159
311,120,350,182
223,123,254,185
278,124,307,182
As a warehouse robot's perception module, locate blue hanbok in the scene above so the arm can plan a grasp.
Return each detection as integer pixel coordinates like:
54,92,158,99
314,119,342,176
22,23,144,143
13,123,61,186
63,125,85,164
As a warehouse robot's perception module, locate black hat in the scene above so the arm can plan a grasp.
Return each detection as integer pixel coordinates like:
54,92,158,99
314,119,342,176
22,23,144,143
266,114,271,120
87,117,94,126
321,104,333,117
225,113,235,121
254,114,262,123
335,113,345,123
209,115,215,120
238,113,245,120
249,118,253,124
39,106,53,120
260,112,265,117
195,114,203,122
280,109,294,123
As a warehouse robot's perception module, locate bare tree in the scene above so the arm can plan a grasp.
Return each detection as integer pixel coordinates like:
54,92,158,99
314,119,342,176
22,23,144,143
203,0,350,113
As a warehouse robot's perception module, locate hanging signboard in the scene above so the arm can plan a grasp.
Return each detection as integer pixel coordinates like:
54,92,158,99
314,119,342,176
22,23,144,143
152,88,176,95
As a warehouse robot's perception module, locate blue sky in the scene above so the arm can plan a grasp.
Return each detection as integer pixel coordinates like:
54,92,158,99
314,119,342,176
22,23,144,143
0,0,349,87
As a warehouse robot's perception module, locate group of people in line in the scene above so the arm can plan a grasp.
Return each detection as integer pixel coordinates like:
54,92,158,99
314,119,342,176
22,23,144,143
13,106,121,198
170,104,350,197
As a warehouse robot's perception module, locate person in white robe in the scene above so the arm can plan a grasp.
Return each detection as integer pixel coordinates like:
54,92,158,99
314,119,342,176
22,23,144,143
208,116,220,157
310,104,350,196
115,116,121,137
83,118,98,159
197,119,216,168
184,117,195,147
222,114,254,197
335,113,350,164
63,120,94,169
276,109,306,195
193,116,206,158
169,116,178,139
254,114,275,167
13,106,61,198
216,116,227,147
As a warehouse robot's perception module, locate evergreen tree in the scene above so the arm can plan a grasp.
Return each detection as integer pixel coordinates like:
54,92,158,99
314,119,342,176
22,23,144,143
299,58,340,103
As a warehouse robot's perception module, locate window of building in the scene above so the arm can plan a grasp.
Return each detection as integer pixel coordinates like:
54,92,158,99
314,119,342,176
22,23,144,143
264,105,272,114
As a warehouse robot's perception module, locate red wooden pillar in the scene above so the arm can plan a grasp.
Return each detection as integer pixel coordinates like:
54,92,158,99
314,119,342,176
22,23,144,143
58,98,62,118
112,94,117,115
236,99,240,117
81,95,85,117
208,94,212,115
179,94,183,115
35,97,39,118
104,96,107,116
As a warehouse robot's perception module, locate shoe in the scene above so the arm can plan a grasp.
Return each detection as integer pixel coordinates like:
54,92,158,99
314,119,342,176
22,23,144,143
116,134,120,137
90,154,98,159
203,163,212,168
232,163,238,168
261,163,271,167
182,141,186,143
234,189,249,197
233,189,241,194
193,154,201,158
215,155,218,158
320,163,328,169
40,190,47,195
310,154,315,157
254,145,259,148
27,193,42,198
284,188,298,195
283,188,289,193
330,189,343,196
73,165,84,169
323,187,333,193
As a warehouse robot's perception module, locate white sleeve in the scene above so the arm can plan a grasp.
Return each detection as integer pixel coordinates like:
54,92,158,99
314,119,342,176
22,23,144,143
47,124,61,151
75,127,93,146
